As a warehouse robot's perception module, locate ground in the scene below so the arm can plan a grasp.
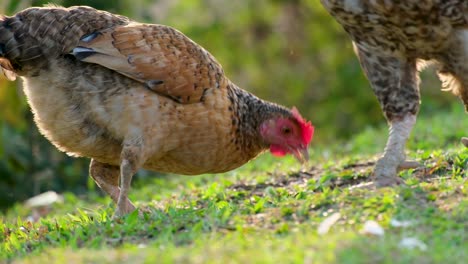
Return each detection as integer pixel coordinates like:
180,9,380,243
1,105,467,263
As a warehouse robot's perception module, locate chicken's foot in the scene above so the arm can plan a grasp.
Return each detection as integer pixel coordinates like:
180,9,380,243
374,115,418,187
89,159,136,214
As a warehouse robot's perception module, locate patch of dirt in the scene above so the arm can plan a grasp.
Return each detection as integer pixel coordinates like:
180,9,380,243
229,157,465,195
229,161,376,195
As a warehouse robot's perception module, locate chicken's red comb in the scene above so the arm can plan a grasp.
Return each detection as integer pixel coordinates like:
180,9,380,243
291,107,314,145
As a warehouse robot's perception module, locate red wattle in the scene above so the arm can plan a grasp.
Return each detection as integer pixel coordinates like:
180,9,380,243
270,144,287,157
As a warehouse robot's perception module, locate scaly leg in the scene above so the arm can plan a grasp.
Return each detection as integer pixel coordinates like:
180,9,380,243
89,159,136,212
374,115,417,186
354,44,421,186
114,139,143,218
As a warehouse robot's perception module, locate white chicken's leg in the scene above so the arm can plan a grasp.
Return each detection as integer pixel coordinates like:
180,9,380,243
374,115,417,186
354,44,421,186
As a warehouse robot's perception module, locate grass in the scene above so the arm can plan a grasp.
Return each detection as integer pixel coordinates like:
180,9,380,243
1,105,467,263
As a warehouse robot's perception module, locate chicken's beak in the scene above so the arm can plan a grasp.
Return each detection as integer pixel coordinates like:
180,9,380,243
292,146,309,164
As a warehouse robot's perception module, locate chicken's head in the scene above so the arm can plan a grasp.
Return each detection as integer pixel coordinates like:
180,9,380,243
260,107,314,163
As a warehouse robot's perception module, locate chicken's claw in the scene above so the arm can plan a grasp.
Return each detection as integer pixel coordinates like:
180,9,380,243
373,159,421,187
374,176,405,188
113,202,137,219
398,160,421,170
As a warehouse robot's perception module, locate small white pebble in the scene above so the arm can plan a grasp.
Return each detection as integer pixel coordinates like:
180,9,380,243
25,191,63,208
317,212,341,235
390,219,415,228
399,237,427,251
138,243,147,249
361,220,384,236
348,181,374,190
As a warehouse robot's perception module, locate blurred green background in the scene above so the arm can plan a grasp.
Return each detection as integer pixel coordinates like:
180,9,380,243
0,0,457,208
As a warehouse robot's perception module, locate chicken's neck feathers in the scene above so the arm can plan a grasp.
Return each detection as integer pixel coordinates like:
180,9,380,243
227,82,290,153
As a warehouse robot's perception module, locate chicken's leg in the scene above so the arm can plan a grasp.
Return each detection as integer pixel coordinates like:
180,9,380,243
114,139,143,218
89,159,136,212
374,115,417,186
354,44,421,186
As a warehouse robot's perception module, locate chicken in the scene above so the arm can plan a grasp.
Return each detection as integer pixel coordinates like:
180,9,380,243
320,0,467,186
0,6,314,217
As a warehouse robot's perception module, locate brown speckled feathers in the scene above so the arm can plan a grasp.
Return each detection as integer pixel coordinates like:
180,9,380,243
74,24,226,104
321,0,467,186
0,6,128,77
321,0,468,109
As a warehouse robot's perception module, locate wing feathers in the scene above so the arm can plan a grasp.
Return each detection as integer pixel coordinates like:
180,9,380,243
72,23,226,104
71,47,97,60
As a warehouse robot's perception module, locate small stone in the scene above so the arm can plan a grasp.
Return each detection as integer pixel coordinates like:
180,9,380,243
361,220,384,236
399,237,427,251
317,212,341,235
390,219,415,228
25,191,63,208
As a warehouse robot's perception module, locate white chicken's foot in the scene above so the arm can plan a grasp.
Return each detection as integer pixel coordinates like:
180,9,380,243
374,115,417,187
111,189,137,219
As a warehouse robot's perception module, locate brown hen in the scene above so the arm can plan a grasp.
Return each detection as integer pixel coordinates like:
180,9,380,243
0,6,314,217
321,0,467,186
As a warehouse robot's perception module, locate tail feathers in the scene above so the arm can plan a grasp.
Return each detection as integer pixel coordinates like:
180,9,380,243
439,70,461,94
438,70,468,110
0,16,17,80
0,6,129,79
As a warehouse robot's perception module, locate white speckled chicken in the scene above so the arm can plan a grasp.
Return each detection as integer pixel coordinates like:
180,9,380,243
0,6,314,217
321,0,467,186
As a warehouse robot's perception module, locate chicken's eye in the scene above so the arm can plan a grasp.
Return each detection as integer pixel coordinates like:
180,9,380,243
281,127,292,135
